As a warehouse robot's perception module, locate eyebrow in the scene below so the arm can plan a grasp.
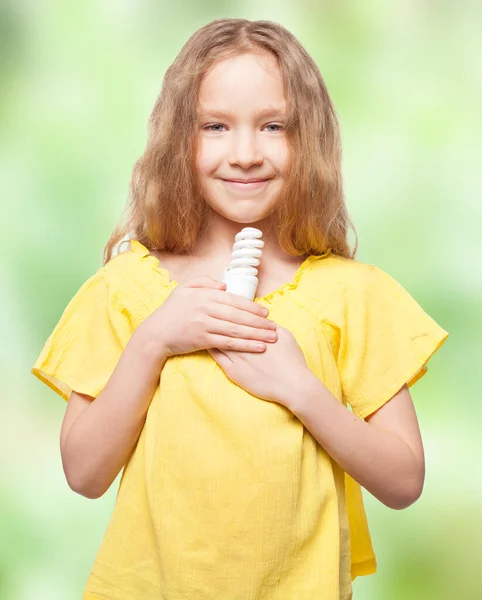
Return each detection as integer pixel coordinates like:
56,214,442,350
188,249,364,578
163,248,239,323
198,107,287,120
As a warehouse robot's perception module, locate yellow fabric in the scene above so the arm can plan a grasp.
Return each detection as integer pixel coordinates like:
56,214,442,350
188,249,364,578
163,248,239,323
32,240,449,599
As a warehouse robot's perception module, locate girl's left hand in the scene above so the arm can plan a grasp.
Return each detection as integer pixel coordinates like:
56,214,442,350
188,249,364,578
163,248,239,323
207,324,310,410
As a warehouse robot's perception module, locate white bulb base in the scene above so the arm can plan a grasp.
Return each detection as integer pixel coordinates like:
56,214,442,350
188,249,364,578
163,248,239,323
222,269,259,300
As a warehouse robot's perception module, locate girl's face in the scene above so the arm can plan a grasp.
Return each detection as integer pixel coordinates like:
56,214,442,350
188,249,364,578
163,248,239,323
195,51,289,225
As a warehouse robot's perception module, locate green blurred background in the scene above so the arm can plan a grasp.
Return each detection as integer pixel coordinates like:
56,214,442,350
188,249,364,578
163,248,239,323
2,0,480,598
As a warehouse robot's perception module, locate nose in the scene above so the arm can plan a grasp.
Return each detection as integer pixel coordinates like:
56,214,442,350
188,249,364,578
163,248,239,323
228,129,263,169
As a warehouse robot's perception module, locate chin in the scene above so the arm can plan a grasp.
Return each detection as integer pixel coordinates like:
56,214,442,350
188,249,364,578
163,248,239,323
220,206,274,225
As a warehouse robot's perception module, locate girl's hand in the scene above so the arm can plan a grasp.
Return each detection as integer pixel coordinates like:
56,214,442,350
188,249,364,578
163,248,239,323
207,324,310,410
140,275,278,358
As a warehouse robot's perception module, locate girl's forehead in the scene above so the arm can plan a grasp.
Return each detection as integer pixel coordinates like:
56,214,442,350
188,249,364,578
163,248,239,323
198,52,285,111
201,52,281,87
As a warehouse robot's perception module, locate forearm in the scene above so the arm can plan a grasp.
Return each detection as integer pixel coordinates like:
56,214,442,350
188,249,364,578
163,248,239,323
286,374,423,510
63,325,168,499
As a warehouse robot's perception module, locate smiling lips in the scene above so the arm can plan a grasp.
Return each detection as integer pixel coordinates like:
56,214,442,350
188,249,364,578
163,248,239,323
222,178,271,191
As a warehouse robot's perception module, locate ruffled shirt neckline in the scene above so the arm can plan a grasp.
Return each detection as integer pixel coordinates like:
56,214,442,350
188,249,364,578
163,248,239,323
129,239,331,304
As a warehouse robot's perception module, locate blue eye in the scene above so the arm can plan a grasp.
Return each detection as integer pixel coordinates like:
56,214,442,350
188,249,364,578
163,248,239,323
204,124,226,132
203,123,283,132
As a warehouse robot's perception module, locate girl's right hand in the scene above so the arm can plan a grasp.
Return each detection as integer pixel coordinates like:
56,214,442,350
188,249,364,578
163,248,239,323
140,275,278,358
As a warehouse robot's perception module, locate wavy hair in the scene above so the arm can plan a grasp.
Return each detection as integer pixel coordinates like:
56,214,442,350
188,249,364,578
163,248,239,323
103,18,358,264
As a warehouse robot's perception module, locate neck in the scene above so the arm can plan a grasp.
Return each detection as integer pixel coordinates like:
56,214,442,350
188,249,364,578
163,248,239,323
192,211,299,264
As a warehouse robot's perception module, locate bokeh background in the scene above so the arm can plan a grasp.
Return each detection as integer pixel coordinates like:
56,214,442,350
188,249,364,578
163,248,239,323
2,1,480,598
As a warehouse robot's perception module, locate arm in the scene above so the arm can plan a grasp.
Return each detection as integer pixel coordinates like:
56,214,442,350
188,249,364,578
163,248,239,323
61,324,168,499
285,379,425,510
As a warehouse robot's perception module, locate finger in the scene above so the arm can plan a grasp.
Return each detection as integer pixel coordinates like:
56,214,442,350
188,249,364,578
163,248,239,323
212,347,233,361
208,348,232,369
205,316,277,345
209,289,269,319
207,333,266,353
183,276,226,290
208,302,276,331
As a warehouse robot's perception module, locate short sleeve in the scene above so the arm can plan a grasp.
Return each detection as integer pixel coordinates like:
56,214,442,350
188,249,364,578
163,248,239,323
338,264,449,419
31,267,132,402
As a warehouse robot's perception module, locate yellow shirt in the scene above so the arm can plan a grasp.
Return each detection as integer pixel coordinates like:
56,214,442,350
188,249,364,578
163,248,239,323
32,240,449,600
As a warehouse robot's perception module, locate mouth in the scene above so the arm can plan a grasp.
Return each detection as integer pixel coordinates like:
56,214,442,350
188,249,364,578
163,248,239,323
221,179,271,192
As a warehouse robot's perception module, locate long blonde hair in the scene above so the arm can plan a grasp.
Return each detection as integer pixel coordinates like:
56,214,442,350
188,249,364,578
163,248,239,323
103,18,357,264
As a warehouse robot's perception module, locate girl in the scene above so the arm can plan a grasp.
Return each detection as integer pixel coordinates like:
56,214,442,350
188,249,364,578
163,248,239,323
32,18,449,600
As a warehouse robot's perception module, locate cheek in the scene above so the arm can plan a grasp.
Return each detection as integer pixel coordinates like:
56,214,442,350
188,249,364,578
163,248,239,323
263,138,289,172
196,139,222,175
275,140,290,171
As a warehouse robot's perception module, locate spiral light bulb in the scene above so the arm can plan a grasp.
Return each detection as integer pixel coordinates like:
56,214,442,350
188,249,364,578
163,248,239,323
222,227,264,300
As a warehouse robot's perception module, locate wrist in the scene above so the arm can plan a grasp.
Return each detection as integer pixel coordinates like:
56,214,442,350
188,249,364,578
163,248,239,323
132,321,170,364
283,371,321,415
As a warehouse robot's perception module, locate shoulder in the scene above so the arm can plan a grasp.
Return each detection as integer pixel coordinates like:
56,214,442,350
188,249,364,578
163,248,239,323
299,253,403,326
102,239,173,315
103,239,144,276
306,253,382,296
101,239,156,288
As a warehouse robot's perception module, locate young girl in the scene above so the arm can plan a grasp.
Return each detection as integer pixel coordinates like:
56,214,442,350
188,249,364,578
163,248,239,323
32,18,449,600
